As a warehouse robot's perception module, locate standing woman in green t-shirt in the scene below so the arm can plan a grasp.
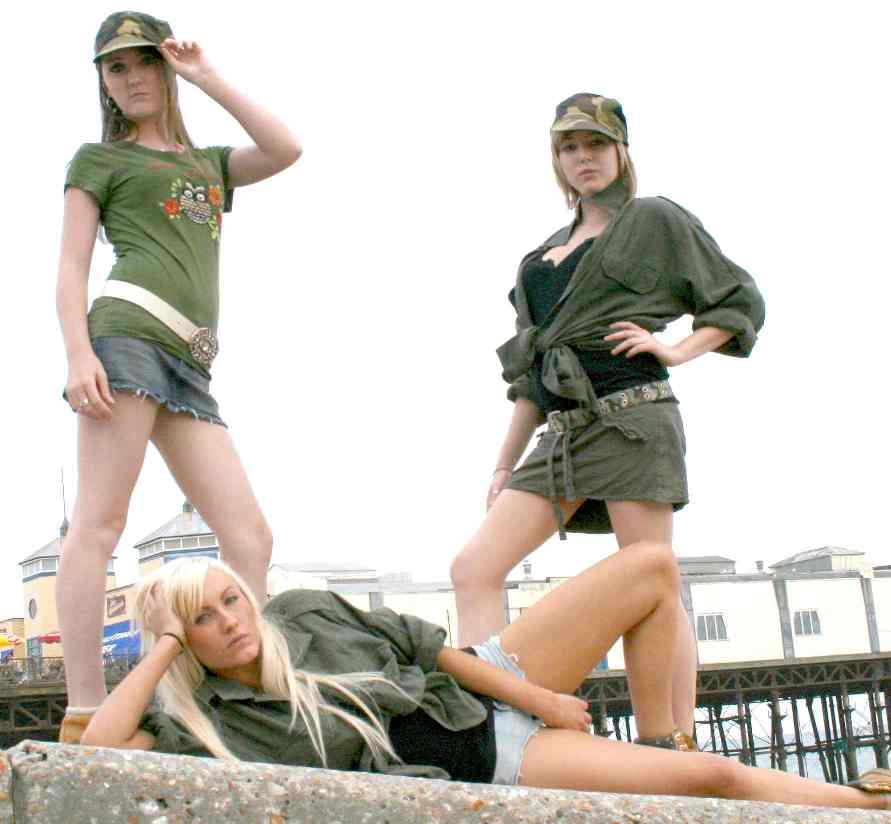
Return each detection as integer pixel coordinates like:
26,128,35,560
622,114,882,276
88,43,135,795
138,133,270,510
55,11,301,743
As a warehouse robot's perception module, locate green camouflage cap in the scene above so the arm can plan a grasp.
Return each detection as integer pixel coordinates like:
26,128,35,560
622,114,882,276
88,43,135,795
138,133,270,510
94,11,173,62
551,93,629,145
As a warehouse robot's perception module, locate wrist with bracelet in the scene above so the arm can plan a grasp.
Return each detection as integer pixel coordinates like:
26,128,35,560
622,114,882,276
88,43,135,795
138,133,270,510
492,466,512,476
159,631,185,654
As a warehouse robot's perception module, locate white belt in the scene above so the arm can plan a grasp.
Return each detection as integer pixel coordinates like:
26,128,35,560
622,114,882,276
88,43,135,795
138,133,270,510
102,280,219,369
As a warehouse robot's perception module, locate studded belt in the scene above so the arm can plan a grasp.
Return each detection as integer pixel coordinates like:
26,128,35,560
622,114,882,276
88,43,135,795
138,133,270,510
102,280,219,369
543,380,675,539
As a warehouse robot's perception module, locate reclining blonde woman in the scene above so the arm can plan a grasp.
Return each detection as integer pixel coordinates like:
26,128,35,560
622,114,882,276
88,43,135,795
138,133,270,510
82,549,890,809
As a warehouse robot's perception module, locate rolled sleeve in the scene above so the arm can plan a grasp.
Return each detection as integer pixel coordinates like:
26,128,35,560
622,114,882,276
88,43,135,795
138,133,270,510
139,706,211,758
359,607,447,673
506,372,535,403
666,203,765,357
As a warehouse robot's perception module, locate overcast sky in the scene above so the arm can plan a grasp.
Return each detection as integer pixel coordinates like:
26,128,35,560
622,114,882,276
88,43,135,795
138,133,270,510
2,1,888,620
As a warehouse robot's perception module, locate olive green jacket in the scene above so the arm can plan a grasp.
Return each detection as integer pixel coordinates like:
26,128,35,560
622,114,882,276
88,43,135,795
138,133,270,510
498,185,766,408
142,590,485,779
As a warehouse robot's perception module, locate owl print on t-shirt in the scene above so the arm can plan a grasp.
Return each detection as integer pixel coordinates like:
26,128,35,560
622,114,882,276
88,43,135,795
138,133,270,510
160,177,224,240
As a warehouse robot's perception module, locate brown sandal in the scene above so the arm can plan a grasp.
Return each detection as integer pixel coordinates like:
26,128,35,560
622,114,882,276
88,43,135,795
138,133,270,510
634,729,698,752
58,708,97,744
848,767,891,808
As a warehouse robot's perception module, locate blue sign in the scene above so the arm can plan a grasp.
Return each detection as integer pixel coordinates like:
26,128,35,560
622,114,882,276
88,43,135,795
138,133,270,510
102,620,140,656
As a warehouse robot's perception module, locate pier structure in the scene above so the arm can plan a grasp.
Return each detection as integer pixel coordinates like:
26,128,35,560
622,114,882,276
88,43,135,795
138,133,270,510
583,652,891,783
3,651,890,786
0,655,135,749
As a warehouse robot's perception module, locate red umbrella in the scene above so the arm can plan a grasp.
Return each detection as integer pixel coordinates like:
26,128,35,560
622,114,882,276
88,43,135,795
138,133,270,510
38,631,61,644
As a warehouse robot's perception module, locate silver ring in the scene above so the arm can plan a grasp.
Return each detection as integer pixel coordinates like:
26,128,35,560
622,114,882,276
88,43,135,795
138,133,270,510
80,398,90,407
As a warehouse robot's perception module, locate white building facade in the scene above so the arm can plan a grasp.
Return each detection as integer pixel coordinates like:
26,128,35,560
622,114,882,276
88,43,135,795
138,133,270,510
304,547,891,670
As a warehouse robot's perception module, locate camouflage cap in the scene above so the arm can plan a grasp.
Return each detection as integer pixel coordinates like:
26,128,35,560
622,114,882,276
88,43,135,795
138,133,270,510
94,11,173,62
551,93,629,145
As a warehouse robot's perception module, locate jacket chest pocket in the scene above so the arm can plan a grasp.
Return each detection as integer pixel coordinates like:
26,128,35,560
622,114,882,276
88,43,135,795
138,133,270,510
601,254,662,294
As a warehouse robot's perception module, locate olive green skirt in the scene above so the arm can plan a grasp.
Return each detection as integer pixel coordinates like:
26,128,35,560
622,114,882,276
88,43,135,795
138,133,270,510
506,400,688,535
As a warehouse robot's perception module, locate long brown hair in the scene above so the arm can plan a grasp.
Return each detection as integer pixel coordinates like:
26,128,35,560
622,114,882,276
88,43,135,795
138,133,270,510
97,48,214,179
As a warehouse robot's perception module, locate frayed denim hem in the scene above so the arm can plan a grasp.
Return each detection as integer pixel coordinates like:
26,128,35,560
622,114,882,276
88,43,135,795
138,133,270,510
110,382,227,428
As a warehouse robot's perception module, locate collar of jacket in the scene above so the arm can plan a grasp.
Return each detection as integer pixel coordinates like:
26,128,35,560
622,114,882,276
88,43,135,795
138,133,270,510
541,176,632,250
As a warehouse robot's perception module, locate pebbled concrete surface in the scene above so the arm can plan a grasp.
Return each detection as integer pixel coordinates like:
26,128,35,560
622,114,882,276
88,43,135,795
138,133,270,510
3,741,890,823
0,750,13,824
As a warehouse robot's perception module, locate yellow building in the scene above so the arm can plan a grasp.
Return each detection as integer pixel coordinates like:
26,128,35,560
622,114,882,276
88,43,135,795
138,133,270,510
135,501,220,577
0,617,26,661
18,503,219,661
19,518,117,660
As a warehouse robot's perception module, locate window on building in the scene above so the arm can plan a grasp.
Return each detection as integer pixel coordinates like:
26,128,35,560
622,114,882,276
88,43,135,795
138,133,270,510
107,594,127,619
696,613,728,642
794,609,821,636
139,542,162,559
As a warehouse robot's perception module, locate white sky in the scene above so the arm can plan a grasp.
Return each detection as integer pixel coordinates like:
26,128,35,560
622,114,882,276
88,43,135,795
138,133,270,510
2,1,889,620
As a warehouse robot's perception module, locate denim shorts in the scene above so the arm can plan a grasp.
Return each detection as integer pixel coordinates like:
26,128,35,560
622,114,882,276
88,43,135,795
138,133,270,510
473,636,544,785
65,336,226,427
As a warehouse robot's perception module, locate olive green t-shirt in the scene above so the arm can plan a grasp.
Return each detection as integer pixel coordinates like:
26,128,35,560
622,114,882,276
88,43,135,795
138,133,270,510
65,141,234,376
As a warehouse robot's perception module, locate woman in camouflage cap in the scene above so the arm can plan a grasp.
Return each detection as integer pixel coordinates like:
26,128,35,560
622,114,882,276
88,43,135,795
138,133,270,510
451,93,765,749
55,11,301,744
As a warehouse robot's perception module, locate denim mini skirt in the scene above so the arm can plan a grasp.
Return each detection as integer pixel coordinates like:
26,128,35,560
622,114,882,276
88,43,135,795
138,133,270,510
66,336,225,427
473,636,544,785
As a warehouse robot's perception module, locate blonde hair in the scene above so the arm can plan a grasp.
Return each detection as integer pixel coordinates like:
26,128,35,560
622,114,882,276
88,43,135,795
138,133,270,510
96,47,215,180
550,132,637,209
136,557,399,765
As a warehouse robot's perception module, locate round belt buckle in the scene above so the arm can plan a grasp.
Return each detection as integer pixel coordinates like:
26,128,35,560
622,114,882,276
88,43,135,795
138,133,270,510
189,327,219,368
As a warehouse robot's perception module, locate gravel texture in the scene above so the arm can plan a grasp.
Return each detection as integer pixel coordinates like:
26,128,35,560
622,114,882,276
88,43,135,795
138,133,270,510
2,741,890,823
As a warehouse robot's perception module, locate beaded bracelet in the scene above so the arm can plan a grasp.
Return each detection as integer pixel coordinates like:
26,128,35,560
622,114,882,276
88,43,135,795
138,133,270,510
160,632,185,653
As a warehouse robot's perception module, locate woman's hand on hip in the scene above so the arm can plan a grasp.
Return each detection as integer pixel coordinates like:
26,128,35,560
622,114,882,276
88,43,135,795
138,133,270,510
604,321,686,367
66,351,115,420
487,468,512,510
538,691,593,731
142,585,186,642
158,38,216,88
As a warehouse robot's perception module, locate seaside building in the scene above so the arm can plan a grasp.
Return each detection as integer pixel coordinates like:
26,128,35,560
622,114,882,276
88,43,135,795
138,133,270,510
0,617,25,661
18,518,116,661
13,504,891,670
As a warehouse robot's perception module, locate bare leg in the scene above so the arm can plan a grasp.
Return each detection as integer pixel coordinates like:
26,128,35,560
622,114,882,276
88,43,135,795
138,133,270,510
608,500,697,737
499,541,679,737
57,395,159,707
520,730,885,809
151,410,272,602
451,490,582,646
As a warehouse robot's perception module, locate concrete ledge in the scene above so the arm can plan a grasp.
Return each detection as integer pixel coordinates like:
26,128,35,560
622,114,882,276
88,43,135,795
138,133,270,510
0,750,12,824
3,741,890,823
